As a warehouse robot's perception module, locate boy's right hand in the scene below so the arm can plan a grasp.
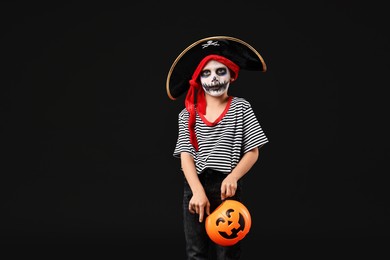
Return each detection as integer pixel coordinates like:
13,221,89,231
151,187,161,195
189,193,211,222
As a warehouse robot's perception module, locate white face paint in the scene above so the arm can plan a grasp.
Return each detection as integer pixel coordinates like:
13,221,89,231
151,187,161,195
200,60,232,97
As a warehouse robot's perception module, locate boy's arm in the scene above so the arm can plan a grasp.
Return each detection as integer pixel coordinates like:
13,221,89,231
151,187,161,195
221,147,259,200
181,152,210,222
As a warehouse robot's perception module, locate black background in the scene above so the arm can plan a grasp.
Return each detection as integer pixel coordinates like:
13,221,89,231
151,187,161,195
1,1,389,259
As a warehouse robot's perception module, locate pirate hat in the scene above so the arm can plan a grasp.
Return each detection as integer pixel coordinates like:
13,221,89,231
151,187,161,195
166,35,267,100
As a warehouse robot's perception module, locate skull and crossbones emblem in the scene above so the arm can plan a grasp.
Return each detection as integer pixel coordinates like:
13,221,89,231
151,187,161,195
202,40,220,49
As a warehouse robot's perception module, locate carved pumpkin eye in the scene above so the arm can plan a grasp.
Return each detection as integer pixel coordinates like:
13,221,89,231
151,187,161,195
205,200,252,246
226,209,234,217
216,217,225,226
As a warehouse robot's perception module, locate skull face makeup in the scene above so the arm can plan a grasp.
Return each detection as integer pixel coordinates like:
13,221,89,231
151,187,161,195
200,60,232,97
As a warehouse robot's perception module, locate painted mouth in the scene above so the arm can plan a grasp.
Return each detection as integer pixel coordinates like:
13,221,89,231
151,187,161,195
202,81,229,92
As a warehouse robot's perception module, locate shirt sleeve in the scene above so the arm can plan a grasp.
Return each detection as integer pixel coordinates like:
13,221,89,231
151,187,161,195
173,110,196,158
242,102,269,154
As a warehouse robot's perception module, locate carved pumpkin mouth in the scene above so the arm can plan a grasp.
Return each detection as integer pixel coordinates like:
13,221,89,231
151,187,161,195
217,212,246,239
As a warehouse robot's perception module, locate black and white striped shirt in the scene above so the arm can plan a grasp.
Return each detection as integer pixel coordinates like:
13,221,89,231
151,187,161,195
173,96,268,174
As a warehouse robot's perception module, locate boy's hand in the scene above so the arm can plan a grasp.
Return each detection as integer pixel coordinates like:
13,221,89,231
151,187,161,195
189,193,210,222
221,175,238,200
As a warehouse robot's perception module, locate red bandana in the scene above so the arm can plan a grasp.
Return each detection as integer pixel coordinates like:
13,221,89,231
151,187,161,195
185,54,240,151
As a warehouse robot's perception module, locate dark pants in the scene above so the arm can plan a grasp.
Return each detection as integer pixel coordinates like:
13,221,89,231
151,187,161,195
183,168,242,260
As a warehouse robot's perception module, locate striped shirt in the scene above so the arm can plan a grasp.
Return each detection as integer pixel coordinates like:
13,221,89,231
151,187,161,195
173,96,268,174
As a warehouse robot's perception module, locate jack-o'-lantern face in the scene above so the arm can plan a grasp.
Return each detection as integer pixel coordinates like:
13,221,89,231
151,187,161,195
205,200,251,246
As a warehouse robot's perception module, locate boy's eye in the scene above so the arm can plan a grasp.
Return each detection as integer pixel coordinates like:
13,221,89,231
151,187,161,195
216,68,227,76
201,70,211,77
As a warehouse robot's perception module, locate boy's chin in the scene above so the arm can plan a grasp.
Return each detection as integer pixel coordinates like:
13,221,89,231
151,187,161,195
206,90,226,97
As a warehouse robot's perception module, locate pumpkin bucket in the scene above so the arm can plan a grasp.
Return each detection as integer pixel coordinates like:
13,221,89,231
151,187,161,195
205,199,252,246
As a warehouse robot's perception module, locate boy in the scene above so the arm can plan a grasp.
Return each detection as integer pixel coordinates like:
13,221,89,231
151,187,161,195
166,36,269,260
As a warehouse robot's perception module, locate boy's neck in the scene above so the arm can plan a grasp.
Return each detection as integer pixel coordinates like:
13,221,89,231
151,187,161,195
205,94,230,107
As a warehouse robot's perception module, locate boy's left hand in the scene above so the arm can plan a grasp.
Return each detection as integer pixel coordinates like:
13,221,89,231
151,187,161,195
220,175,238,200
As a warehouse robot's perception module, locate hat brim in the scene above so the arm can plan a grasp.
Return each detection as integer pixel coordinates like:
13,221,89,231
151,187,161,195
166,35,267,100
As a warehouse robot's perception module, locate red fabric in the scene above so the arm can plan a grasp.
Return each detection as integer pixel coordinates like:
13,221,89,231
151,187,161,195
185,54,240,151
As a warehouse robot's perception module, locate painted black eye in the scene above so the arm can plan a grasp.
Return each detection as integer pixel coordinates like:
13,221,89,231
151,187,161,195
216,68,227,76
201,70,211,77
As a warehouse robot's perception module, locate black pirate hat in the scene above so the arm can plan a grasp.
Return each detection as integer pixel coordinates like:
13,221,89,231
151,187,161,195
166,35,267,100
